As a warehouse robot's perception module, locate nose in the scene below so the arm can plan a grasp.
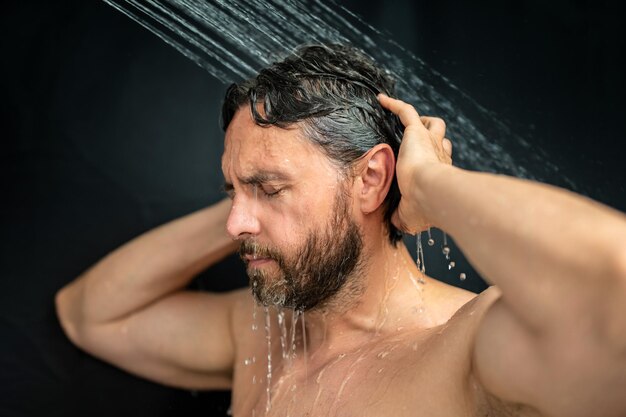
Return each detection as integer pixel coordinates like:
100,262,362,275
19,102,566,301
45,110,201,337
226,196,261,240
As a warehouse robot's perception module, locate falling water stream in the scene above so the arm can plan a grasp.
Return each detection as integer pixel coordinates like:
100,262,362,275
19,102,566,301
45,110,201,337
103,0,577,189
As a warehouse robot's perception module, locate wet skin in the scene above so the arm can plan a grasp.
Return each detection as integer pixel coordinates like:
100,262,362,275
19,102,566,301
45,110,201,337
222,108,522,416
228,285,509,417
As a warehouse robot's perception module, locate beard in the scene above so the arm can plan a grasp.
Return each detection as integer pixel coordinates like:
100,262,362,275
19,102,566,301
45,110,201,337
239,191,364,312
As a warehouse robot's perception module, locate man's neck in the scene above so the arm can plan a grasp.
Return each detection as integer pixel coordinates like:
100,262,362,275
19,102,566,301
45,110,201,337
301,239,432,361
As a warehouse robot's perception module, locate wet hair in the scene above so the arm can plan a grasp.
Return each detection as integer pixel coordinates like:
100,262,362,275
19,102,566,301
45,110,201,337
221,43,404,244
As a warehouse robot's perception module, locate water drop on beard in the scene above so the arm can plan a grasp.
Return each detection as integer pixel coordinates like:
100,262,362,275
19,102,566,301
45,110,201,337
459,272,467,281
427,228,434,246
448,261,456,270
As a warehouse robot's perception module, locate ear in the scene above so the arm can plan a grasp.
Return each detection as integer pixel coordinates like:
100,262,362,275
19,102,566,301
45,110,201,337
357,143,395,215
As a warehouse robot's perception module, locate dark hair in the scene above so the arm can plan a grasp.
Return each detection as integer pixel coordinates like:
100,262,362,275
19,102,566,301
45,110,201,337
221,43,404,244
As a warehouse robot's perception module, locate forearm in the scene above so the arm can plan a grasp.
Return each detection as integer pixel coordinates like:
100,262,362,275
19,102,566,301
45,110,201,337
56,199,238,326
414,163,626,333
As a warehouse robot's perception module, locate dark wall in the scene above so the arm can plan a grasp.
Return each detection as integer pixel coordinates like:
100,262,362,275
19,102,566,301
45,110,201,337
345,0,626,209
2,2,241,416
1,1,624,416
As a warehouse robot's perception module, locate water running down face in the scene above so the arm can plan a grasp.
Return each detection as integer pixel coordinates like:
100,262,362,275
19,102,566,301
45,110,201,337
238,186,365,311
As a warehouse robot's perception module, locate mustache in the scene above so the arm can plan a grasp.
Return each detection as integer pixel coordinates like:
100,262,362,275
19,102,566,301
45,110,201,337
239,240,283,262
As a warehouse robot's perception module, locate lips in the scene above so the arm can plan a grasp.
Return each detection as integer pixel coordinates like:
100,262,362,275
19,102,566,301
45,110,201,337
244,254,274,267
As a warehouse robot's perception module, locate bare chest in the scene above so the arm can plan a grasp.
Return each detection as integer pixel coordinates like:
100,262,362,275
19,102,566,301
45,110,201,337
231,332,480,417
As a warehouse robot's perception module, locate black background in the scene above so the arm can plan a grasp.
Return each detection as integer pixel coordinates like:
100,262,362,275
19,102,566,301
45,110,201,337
1,1,625,416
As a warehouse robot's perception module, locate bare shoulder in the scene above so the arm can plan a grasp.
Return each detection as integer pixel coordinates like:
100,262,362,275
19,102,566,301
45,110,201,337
411,282,501,363
449,284,501,324
423,278,499,328
438,286,545,417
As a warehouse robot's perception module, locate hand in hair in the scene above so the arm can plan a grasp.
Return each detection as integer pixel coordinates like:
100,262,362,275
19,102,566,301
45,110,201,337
378,93,452,234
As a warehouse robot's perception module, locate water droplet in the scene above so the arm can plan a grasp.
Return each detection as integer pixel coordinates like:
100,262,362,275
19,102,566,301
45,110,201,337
244,358,252,365
226,405,233,416
459,272,467,281
416,232,426,273
252,323,258,331
377,351,390,359
428,227,435,246
252,375,257,384
448,261,456,270
378,368,384,373
442,246,450,256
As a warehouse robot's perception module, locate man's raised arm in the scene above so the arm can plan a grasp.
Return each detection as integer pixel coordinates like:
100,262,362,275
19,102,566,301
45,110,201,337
55,199,242,389
379,94,626,417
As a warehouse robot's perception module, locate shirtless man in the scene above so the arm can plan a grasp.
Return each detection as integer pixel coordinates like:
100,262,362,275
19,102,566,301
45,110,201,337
55,44,626,416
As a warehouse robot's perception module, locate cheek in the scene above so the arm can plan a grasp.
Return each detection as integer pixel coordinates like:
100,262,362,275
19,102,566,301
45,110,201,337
257,204,306,248
258,202,318,250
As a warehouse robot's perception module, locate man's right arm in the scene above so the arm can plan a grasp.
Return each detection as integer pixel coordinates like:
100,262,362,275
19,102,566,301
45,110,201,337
55,199,243,389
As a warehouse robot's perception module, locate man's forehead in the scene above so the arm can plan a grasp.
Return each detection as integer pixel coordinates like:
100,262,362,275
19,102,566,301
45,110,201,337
222,108,327,178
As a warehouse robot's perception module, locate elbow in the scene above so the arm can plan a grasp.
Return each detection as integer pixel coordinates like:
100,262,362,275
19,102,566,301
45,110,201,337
55,285,84,348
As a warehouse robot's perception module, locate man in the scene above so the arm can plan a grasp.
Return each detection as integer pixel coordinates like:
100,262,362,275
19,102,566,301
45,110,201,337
56,44,626,416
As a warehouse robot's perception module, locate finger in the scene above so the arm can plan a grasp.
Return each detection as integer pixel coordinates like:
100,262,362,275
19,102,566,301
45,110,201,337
420,116,446,138
443,138,453,157
378,93,422,128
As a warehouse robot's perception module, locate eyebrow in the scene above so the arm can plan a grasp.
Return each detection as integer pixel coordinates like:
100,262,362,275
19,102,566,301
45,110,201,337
223,170,292,193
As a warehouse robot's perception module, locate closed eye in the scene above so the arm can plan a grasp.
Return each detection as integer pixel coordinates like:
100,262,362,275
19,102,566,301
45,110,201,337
260,185,282,198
